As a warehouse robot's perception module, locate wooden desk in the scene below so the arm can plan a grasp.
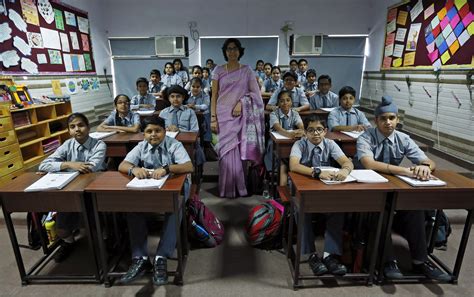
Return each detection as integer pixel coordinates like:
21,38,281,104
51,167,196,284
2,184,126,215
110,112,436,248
85,172,188,286
379,171,474,284
265,109,330,121
0,172,101,285
287,172,394,288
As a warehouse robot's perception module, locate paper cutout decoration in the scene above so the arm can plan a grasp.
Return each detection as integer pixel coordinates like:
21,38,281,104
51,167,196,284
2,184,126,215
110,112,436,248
48,49,63,64
0,23,12,43
383,57,392,68
54,9,65,30
410,0,423,21
51,80,63,96
21,0,40,26
65,79,77,94
9,9,28,32
40,27,61,50
406,23,422,51
0,1,5,14
0,50,20,68
70,32,80,50
91,77,100,91
393,58,403,67
80,78,90,92
21,57,38,74
64,11,76,26
77,16,89,34
27,32,44,48
60,32,70,52
37,0,54,24
403,52,416,66
81,34,90,51
37,53,47,64
13,36,32,56
441,50,451,64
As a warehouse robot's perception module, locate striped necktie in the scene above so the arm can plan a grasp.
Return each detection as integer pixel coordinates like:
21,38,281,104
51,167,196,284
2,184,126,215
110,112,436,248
312,147,322,167
171,108,179,126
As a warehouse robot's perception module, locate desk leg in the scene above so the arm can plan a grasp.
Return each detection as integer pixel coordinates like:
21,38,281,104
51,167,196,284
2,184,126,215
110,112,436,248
271,144,276,197
81,194,101,282
367,211,384,286
1,207,27,285
92,194,110,287
174,192,184,286
377,192,396,284
453,209,473,281
293,198,304,289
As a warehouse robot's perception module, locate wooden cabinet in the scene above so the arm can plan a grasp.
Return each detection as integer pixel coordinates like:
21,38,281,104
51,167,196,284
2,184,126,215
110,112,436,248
0,103,23,187
10,102,72,171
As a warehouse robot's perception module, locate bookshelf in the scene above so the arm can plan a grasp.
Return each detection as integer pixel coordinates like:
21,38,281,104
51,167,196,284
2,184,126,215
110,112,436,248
10,102,72,170
0,103,23,186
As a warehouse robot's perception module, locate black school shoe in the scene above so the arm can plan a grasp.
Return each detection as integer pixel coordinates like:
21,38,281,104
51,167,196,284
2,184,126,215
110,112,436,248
383,261,403,279
153,257,168,286
308,253,328,276
53,241,76,263
119,258,152,284
322,255,347,276
412,261,452,282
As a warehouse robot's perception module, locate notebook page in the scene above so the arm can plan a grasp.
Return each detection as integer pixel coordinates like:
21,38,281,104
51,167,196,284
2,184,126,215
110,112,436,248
24,172,80,192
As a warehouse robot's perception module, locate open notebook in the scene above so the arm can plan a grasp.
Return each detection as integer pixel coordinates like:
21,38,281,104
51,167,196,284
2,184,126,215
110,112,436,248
271,131,293,140
166,131,179,139
396,175,447,187
320,168,388,185
126,174,169,189
340,130,364,139
89,131,117,140
136,110,155,116
24,172,80,192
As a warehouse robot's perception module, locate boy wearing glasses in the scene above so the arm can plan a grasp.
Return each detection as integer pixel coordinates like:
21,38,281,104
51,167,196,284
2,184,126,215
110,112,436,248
266,72,310,112
356,96,450,281
289,115,353,276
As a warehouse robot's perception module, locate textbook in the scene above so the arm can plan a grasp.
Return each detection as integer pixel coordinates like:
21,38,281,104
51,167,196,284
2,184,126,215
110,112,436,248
319,168,388,185
396,175,447,187
341,130,364,139
166,131,179,138
320,107,336,112
270,131,293,140
136,110,155,116
126,174,169,189
89,131,117,139
24,172,80,192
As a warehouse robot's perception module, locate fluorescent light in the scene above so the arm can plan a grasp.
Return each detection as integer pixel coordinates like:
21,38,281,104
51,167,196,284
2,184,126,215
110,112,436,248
327,34,369,37
200,35,279,39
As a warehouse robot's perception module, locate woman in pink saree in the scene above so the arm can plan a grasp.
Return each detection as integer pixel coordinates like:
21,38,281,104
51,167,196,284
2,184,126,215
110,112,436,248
210,38,265,198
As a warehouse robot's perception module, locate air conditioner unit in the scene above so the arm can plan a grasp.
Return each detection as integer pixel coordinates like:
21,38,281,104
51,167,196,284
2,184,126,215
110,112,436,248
289,34,323,56
154,35,189,57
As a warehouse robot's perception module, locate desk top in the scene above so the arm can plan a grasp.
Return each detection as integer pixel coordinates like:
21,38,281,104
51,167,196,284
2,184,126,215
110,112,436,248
386,170,474,192
102,132,198,144
0,172,100,194
85,171,186,193
264,109,329,116
271,131,357,145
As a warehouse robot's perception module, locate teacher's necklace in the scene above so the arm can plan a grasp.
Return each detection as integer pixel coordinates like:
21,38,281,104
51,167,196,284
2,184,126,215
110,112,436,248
226,63,241,83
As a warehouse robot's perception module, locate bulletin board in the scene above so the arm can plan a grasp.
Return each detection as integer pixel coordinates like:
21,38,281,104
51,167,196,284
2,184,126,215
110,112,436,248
381,0,474,70
0,0,96,75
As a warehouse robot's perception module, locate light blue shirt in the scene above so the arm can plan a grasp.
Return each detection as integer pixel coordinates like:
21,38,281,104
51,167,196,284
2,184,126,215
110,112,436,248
162,74,183,87
356,128,428,165
269,108,303,131
159,105,199,132
187,91,210,114
131,93,156,110
149,81,164,94
268,87,309,107
184,80,210,94
291,137,345,167
39,137,106,172
327,107,371,131
308,91,339,110
264,79,283,93
297,71,307,85
256,70,266,80
102,110,140,127
303,81,318,92
176,70,189,84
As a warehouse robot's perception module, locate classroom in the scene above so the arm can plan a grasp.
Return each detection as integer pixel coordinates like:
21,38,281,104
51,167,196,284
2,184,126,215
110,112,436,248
0,0,473,296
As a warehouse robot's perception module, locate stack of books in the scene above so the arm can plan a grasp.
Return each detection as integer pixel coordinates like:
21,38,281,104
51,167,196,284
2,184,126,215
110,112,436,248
12,111,31,127
43,138,60,154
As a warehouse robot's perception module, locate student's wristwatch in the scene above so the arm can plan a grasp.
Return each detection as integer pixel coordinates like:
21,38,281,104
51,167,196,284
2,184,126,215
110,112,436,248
311,167,321,179
128,165,136,176
421,163,433,172
162,164,170,175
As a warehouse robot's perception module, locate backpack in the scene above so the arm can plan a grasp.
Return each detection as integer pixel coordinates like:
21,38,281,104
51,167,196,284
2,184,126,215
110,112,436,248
186,194,224,248
425,210,452,250
247,200,284,250
24,212,46,250
246,164,266,196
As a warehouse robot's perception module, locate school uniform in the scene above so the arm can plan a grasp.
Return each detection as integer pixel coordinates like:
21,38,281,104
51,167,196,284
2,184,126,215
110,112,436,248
39,136,106,233
187,91,211,142
290,137,346,256
161,74,183,88
149,81,164,94
125,137,191,259
356,127,429,263
268,87,309,107
256,70,266,80
184,80,210,94
297,71,307,85
327,106,371,131
303,81,318,92
176,70,189,85
102,110,140,127
264,79,283,93
131,93,156,110
308,91,339,109
264,109,302,171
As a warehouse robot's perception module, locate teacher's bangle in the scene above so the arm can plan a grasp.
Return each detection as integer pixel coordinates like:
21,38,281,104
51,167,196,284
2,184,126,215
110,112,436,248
211,114,217,118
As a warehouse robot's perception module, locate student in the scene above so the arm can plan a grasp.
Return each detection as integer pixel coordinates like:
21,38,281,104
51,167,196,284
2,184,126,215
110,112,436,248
184,65,210,94
303,68,318,98
202,67,211,87
266,72,310,112
255,59,265,80
356,96,450,281
38,113,106,263
149,69,164,96
264,90,304,185
118,116,193,286
289,59,298,76
289,115,353,276
187,77,211,142
206,58,216,75
327,86,371,132
159,85,199,133
173,58,189,85
297,58,308,85
131,77,156,110
97,94,140,133
263,62,273,82
308,74,339,109
162,62,184,88
262,66,283,97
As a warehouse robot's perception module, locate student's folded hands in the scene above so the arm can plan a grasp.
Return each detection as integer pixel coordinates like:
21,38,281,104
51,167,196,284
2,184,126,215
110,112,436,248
68,162,94,173
410,165,431,181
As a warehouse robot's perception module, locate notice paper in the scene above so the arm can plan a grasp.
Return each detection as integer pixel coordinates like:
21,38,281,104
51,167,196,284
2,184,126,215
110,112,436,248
60,32,70,52
40,27,61,50
403,52,416,66
397,10,408,26
37,53,47,64
77,16,89,34
64,11,76,26
393,44,404,58
424,3,435,20
410,0,423,22
384,43,394,57
27,32,44,48
63,53,73,71
20,0,39,25
37,0,54,24
382,57,392,68
387,19,396,34
395,28,407,42
70,32,79,50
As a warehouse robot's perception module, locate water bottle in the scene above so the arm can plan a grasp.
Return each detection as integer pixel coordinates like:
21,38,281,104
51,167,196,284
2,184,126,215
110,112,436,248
191,220,210,242
44,219,57,244
262,179,271,199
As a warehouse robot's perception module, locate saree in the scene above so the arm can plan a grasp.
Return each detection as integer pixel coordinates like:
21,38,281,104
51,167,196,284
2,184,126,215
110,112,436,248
213,65,265,198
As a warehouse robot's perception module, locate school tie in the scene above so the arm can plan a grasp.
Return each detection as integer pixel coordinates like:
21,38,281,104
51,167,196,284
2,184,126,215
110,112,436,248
346,112,351,126
77,145,86,162
171,108,179,127
322,95,328,108
167,76,172,86
382,138,391,163
312,147,322,167
281,116,288,130
140,96,145,105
